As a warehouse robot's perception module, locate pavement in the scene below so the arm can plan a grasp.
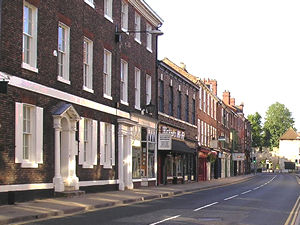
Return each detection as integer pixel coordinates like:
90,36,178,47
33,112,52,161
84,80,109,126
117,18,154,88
0,175,255,225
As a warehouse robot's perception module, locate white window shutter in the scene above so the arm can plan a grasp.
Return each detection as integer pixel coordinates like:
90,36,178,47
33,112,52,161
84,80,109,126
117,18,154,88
78,118,85,165
111,124,115,166
92,120,98,165
15,102,23,163
100,122,105,166
35,106,43,164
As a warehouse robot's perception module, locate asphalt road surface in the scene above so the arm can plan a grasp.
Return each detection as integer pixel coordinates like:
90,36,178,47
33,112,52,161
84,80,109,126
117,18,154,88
26,173,300,225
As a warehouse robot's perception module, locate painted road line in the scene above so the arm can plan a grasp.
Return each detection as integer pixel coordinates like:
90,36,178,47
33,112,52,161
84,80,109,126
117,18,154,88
193,202,219,212
284,195,300,225
241,190,252,195
149,215,181,225
224,195,239,201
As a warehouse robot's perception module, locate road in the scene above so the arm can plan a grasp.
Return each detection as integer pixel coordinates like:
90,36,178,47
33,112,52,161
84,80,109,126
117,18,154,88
26,174,300,225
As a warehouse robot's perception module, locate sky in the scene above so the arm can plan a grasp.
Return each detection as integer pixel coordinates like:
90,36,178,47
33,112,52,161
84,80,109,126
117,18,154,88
145,0,300,130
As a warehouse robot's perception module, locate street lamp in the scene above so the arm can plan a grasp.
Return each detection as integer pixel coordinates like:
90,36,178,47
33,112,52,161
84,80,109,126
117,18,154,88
115,26,163,42
0,73,9,94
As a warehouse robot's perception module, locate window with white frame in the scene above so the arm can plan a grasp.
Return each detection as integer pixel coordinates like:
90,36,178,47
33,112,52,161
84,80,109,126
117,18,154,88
104,0,113,21
22,1,38,72
207,95,210,116
135,68,141,109
103,49,112,98
15,102,43,168
201,120,204,145
199,86,202,110
58,23,70,83
83,37,93,91
79,118,98,168
121,0,128,31
134,12,141,43
203,91,206,113
146,74,151,105
211,99,214,118
100,122,115,168
120,59,128,104
146,23,152,51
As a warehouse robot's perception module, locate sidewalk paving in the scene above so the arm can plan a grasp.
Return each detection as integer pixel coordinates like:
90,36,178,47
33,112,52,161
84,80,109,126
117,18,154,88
0,175,254,225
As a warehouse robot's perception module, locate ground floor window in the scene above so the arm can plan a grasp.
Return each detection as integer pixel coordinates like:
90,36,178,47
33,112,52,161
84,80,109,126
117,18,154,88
132,147,141,179
166,154,173,177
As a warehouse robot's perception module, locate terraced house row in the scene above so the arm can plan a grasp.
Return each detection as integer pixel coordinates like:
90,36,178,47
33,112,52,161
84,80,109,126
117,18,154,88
0,0,251,204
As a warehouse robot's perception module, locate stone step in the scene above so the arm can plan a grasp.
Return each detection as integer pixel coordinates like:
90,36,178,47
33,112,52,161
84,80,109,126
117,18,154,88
54,190,85,198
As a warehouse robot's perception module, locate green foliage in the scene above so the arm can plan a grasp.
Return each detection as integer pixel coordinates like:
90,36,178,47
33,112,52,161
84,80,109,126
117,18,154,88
247,112,262,149
207,153,216,163
263,102,295,148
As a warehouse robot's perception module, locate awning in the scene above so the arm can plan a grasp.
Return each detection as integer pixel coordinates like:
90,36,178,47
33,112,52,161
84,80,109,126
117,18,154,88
172,140,195,154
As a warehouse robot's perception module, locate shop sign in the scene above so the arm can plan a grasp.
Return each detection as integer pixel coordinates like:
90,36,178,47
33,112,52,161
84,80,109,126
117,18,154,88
209,140,218,149
158,133,172,150
232,153,245,161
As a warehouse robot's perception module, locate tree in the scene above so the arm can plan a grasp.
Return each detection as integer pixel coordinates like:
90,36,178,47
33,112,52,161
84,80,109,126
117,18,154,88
263,102,295,148
247,112,263,149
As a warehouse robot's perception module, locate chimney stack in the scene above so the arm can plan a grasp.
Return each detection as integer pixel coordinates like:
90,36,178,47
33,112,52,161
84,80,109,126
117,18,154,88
238,102,244,112
203,78,218,96
230,98,235,106
223,90,230,105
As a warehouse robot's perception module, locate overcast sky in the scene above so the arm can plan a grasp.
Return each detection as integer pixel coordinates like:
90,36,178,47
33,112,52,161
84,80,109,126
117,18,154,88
146,0,300,130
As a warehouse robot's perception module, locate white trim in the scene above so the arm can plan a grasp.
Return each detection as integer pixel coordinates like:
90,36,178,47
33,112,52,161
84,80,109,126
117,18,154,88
132,179,142,182
84,0,95,8
0,183,53,192
21,62,38,73
79,179,119,187
83,85,94,93
103,93,113,100
57,76,71,85
158,111,197,128
120,100,129,106
104,14,113,23
5,74,130,119
142,178,156,181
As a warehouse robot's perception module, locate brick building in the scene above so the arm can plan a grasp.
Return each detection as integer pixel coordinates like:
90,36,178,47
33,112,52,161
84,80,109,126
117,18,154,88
0,0,163,204
157,58,198,184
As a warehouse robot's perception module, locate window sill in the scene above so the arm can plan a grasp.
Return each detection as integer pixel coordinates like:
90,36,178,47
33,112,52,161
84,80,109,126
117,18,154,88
103,164,112,169
104,15,113,23
21,63,38,73
21,161,39,168
146,47,153,53
84,0,95,8
120,100,129,106
121,28,129,34
83,86,94,93
104,93,113,100
135,39,142,45
135,106,141,111
57,76,71,85
82,163,94,169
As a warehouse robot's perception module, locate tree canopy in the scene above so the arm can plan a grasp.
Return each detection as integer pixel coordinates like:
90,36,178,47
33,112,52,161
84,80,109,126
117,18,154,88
263,102,295,148
247,112,262,149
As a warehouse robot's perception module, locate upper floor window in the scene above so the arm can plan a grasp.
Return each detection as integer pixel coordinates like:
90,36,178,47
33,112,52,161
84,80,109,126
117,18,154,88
120,59,128,104
57,23,70,84
203,91,206,113
146,74,151,105
104,0,113,22
134,12,141,43
83,37,93,92
199,86,202,110
192,98,196,125
207,95,210,116
121,1,128,31
79,118,98,168
84,0,95,8
146,23,152,51
159,80,164,113
168,85,173,116
103,49,112,99
100,122,115,169
15,102,43,168
135,68,141,110
185,94,189,122
22,1,38,73
177,90,181,119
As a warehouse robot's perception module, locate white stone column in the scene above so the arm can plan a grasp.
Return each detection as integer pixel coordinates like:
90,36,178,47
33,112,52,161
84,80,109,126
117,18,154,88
118,125,125,191
126,127,133,189
69,120,79,190
53,116,64,192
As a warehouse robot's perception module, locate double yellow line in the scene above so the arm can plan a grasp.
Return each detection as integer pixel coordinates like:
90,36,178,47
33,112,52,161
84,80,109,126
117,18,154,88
285,195,300,225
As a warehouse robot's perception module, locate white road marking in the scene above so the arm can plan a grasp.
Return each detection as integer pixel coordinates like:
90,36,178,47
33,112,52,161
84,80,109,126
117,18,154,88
149,215,181,225
253,187,260,190
193,202,219,212
241,190,252,195
224,195,239,201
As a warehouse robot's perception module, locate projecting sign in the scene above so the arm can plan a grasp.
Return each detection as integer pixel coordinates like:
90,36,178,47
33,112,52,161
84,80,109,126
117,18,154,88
158,133,172,150
232,153,245,161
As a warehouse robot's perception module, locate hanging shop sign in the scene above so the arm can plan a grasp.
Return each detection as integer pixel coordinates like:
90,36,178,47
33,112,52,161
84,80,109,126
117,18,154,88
232,153,245,161
158,133,172,150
